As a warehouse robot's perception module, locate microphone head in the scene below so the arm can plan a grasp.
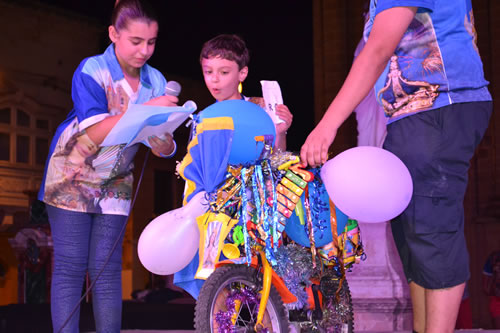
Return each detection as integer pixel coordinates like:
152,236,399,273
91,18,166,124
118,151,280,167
165,80,181,96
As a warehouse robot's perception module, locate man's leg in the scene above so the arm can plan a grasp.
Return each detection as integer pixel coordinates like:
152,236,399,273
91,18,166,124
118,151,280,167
425,282,465,333
385,102,492,333
410,282,426,333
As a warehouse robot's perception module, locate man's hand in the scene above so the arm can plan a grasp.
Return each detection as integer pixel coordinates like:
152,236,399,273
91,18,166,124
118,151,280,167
300,121,337,167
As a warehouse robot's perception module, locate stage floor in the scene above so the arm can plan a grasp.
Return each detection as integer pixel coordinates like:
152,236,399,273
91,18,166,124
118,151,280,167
3,301,499,333
98,329,500,333
356,329,500,332
112,330,499,333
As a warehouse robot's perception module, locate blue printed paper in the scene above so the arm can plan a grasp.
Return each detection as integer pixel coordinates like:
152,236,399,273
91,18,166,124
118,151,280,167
101,100,197,148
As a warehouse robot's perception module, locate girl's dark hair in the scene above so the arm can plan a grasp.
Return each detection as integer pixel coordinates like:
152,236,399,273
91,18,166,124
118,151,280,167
111,0,158,31
200,34,250,70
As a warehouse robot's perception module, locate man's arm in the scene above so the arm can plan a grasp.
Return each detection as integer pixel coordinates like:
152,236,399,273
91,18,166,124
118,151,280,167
300,6,417,167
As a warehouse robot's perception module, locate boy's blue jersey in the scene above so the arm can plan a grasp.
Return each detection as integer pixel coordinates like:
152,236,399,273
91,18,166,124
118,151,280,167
38,44,167,215
365,0,491,123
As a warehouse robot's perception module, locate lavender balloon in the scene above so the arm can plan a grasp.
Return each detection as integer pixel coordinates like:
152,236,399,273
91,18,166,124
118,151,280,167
320,146,413,223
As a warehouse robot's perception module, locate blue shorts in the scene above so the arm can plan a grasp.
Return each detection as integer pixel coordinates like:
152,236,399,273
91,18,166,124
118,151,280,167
383,102,492,289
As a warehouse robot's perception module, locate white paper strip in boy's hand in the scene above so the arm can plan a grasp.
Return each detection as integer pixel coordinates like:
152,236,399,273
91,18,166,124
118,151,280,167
261,80,285,124
101,100,197,148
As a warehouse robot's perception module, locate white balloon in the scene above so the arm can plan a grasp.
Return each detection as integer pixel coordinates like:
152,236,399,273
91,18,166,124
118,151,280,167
320,147,413,223
138,191,209,275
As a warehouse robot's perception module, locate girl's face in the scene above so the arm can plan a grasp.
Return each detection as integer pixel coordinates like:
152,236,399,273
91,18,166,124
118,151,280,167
109,20,159,75
201,56,248,101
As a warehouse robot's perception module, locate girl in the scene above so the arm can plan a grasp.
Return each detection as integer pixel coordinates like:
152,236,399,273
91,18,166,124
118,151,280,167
38,0,176,331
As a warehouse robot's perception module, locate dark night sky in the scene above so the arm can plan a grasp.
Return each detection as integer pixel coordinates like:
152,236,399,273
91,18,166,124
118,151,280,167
36,0,315,151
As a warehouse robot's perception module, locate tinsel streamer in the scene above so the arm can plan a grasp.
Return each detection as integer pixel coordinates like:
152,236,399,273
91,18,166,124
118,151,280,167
207,190,218,205
306,169,329,244
239,167,252,265
251,166,262,224
253,164,276,265
264,161,279,250
273,244,322,310
328,255,343,277
223,175,242,216
303,186,317,268
215,286,268,333
321,293,352,333
328,199,340,260
269,150,299,170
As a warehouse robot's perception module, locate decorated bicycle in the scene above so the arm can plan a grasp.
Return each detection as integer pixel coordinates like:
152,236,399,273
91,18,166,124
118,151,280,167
138,100,413,333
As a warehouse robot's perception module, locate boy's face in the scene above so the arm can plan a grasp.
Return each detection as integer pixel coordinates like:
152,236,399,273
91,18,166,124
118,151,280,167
201,56,248,101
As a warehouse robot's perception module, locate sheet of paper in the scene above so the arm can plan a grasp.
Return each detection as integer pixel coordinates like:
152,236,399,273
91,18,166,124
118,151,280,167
101,100,197,147
260,80,285,124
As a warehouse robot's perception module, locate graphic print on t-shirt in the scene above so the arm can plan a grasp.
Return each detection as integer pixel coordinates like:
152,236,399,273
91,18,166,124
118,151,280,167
44,79,135,214
377,13,443,119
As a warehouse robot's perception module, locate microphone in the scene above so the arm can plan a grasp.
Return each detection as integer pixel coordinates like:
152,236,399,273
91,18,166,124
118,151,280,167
165,80,181,97
157,80,183,143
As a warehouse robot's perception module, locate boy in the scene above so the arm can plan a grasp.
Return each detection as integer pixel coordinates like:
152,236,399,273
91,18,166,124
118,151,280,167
199,34,293,151
173,34,294,299
300,2,492,333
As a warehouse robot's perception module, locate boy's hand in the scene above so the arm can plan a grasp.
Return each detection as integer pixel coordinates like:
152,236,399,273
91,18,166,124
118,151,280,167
149,133,175,157
275,104,293,135
145,95,179,107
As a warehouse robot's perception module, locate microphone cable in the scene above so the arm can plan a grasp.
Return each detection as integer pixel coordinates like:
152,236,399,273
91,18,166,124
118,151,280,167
56,150,150,333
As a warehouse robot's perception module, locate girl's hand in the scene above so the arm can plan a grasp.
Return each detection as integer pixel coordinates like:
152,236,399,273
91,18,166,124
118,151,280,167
275,104,293,135
145,95,179,107
149,133,176,157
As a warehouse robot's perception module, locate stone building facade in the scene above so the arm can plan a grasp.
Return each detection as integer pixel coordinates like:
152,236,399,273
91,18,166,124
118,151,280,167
0,0,103,305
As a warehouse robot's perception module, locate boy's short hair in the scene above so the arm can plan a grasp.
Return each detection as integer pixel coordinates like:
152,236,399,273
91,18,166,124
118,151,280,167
200,34,250,70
